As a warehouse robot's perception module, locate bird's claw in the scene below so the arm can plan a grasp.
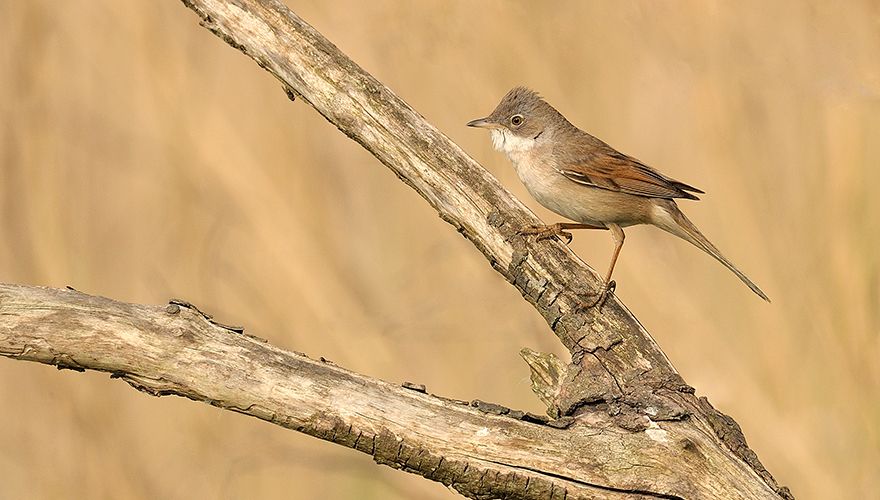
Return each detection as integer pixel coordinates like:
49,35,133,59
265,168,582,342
518,224,573,244
578,280,616,311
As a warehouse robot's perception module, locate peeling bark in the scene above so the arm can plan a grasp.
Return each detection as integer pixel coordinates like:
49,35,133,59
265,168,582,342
171,1,790,497
0,0,794,498
2,285,783,498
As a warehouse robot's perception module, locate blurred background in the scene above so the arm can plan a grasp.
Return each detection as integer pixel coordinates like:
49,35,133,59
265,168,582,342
1,1,878,498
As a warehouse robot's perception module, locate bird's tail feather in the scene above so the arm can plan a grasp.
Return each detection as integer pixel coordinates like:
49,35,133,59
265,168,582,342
651,202,770,302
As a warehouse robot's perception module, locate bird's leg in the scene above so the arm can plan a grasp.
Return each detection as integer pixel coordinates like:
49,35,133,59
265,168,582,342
519,222,606,244
581,224,625,310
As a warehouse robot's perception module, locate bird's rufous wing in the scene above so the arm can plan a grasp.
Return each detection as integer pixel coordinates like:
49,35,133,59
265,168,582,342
557,148,704,200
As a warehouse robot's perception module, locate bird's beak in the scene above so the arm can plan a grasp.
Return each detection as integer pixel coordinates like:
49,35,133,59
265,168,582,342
466,117,496,128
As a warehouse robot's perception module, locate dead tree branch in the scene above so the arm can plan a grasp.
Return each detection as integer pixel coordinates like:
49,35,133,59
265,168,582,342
0,1,792,498
3,285,777,499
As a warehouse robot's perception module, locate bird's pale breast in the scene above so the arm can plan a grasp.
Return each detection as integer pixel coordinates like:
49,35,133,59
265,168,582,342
491,127,653,227
512,150,653,228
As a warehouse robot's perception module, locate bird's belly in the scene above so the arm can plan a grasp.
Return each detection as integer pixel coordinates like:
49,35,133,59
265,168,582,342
515,162,648,227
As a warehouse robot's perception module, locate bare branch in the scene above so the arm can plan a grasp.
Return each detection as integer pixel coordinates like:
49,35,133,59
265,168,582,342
0,0,793,498
2,284,776,499
168,1,790,497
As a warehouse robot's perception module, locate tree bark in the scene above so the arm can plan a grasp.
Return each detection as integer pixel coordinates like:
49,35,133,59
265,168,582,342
3,284,777,499
0,1,793,498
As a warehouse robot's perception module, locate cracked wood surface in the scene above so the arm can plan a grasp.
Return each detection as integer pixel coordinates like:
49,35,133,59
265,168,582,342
3,284,776,499
170,0,790,498
0,0,792,497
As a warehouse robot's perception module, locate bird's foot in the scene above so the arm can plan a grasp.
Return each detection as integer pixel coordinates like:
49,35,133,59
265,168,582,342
578,280,616,311
518,223,573,244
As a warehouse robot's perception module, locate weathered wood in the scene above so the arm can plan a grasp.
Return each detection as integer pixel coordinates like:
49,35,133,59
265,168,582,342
0,0,792,498
2,284,775,499
171,0,790,498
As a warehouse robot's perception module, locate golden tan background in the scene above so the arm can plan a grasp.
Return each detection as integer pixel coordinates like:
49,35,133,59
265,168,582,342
1,1,878,498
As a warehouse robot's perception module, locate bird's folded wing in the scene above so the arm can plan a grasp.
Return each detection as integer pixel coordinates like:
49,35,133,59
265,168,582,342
557,150,704,200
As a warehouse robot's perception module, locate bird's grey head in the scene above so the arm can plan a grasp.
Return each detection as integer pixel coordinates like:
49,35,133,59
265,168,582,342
467,87,567,154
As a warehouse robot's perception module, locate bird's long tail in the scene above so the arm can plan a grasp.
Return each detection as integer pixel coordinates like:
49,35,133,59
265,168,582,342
650,201,770,302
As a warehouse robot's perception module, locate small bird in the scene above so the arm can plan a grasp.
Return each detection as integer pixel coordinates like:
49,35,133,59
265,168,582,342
467,87,769,305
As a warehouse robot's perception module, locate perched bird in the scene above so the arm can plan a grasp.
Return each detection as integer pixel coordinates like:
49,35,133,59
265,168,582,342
467,87,769,306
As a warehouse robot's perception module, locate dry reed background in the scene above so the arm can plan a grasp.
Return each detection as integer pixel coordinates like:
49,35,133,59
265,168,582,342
1,1,878,499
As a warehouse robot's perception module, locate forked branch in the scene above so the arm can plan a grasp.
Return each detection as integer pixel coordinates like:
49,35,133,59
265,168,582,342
0,0,793,498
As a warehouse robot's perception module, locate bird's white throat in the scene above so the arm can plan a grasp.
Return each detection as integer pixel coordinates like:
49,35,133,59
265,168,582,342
490,129,536,158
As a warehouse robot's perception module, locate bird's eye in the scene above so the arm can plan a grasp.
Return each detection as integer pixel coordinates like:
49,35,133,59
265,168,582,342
510,114,524,127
